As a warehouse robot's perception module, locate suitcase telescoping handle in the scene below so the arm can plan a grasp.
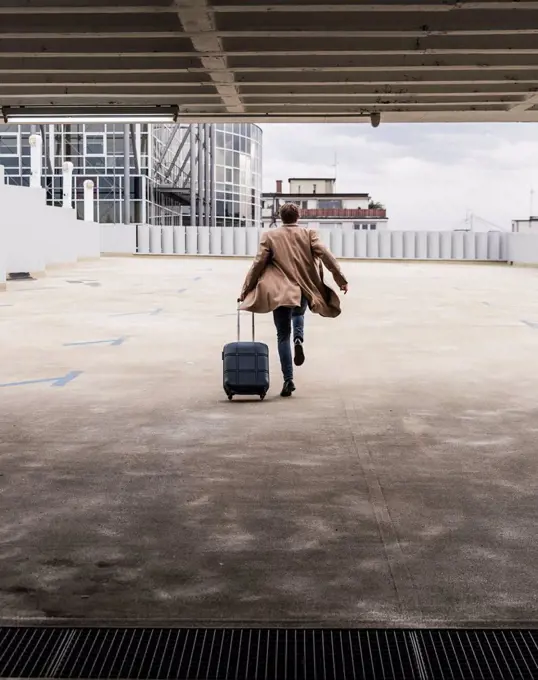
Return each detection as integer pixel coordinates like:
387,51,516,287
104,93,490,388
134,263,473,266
236,299,255,342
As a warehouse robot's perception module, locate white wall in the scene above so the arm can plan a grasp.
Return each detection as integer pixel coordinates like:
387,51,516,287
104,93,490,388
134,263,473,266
0,216,5,288
512,219,538,234
342,198,369,209
78,220,101,259
0,184,47,273
132,225,509,262
507,233,538,264
0,180,100,285
100,224,137,255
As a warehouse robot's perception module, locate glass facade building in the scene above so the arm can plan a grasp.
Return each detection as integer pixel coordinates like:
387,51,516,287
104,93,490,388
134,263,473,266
0,122,263,228
214,123,262,228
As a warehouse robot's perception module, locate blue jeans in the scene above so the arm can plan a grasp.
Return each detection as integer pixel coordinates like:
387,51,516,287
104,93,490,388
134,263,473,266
273,296,308,382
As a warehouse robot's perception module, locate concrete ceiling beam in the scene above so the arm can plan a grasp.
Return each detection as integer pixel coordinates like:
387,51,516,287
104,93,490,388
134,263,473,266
226,54,538,68
0,95,519,106
212,2,538,11
0,88,221,97
5,35,538,56
508,91,538,111
240,83,538,94
4,59,538,72
2,29,538,38
235,71,538,84
2,1,538,12
0,4,174,13
0,76,535,95
2,66,538,83
173,0,243,114
0,84,531,96
0,90,522,104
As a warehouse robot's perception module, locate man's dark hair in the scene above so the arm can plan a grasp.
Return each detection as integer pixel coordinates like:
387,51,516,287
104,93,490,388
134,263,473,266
280,202,300,224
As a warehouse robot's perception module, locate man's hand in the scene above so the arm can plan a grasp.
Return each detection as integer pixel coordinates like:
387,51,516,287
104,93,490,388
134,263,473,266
238,294,245,303
340,283,349,295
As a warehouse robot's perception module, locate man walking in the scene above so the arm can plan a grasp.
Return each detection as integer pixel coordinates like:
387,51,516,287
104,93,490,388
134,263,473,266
239,203,349,397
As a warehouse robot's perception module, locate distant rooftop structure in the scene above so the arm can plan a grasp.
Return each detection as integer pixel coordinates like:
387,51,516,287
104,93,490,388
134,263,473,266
263,178,387,232
288,178,335,195
512,217,538,234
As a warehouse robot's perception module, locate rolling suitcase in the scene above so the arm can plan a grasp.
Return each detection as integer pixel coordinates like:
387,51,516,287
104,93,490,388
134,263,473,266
222,304,270,401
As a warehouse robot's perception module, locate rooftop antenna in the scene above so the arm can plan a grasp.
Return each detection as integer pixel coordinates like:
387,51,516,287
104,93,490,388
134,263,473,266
333,151,338,181
530,187,535,218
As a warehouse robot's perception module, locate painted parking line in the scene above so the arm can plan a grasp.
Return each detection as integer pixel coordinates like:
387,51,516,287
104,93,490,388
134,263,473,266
64,337,126,347
111,307,163,317
12,286,59,292
67,280,101,287
0,370,83,388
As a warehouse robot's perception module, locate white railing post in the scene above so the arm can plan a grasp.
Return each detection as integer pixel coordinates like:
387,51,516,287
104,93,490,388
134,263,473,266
83,179,94,222
29,133,43,188
62,161,74,209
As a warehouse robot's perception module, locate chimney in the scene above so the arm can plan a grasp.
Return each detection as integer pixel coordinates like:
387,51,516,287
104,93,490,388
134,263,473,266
276,179,283,194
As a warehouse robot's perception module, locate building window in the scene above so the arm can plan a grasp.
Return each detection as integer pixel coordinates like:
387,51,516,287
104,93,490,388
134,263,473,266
0,134,19,156
318,199,342,209
370,224,377,230
84,134,105,156
313,183,317,194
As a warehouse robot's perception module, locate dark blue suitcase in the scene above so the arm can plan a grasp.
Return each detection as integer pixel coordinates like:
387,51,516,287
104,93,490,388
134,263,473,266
222,306,269,401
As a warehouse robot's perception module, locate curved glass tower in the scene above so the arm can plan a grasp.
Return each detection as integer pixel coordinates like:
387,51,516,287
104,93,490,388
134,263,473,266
214,123,262,228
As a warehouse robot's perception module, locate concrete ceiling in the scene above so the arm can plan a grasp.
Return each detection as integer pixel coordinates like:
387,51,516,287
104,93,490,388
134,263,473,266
3,0,538,123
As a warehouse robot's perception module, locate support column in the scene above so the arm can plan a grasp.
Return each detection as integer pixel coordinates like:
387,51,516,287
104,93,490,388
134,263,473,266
197,123,204,226
29,133,43,189
189,125,196,226
130,124,140,175
211,125,217,228
204,123,211,226
83,180,94,222
62,161,74,209
141,175,147,225
123,123,131,225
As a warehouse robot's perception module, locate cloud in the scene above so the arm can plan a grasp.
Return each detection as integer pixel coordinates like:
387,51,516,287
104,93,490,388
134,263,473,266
260,123,538,231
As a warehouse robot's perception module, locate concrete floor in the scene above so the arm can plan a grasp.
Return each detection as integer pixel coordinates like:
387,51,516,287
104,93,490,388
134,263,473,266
1,257,538,627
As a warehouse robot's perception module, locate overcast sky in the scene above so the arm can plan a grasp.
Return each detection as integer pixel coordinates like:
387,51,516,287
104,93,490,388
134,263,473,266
260,123,538,231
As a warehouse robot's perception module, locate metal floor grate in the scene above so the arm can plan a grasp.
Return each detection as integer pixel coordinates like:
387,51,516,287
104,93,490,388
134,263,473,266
0,627,537,679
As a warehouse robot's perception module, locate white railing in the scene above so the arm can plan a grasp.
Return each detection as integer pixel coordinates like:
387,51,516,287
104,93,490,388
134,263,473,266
124,225,509,262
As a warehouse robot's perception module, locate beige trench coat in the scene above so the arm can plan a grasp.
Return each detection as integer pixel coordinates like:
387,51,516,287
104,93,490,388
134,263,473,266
240,225,348,318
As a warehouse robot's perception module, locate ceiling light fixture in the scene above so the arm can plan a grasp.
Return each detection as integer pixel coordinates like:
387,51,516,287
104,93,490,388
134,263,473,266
1,106,180,124
370,112,381,128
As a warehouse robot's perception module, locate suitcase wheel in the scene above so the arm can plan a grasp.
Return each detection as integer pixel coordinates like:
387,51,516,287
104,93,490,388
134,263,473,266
260,391,266,401
228,394,233,401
